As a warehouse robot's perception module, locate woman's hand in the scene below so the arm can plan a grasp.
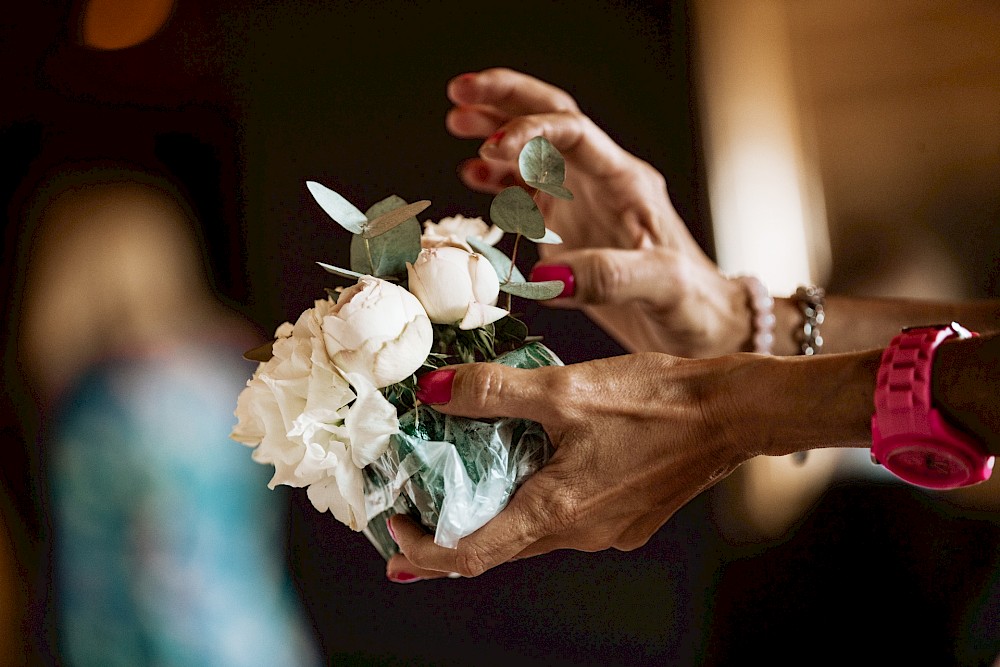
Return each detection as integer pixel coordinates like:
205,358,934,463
385,354,764,582
446,68,749,358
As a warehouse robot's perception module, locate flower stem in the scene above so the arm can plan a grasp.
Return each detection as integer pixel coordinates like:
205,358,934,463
365,237,375,274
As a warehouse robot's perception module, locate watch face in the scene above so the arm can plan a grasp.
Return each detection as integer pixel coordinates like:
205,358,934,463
879,439,994,490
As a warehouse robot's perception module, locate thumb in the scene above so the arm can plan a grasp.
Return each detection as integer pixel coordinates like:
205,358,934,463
415,363,557,424
530,247,680,307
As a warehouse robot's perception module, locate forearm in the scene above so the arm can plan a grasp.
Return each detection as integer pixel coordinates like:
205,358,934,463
721,349,880,458
769,295,1000,356
724,331,1000,461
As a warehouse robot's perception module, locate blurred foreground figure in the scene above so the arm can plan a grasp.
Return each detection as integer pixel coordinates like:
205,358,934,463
18,164,319,666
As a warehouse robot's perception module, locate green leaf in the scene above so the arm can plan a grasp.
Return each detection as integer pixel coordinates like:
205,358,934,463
526,181,574,200
519,137,574,200
500,280,565,300
467,237,525,284
494,314,529,348
350,196,422,276
489,186,545,239
317,261,367,281
306,181,367,234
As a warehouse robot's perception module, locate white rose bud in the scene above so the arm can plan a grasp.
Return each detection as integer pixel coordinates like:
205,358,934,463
322,276,433,388
406,246,509,330
421,214,503,251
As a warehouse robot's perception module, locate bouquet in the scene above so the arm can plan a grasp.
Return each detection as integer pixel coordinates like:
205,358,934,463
231,137,574,559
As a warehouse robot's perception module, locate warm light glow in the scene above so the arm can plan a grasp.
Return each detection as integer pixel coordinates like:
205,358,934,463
79,0,176,50
692,0,839,539
692,0,830,295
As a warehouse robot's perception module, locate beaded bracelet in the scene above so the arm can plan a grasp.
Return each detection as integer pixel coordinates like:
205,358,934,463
736,275,775,354
793,285,826,355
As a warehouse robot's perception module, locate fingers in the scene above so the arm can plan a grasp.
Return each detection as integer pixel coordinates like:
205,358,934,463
446,104,509,139
446,69,628,178
530,247,686,308
479,112,628,179
418,362,560,424
385,553,454,583
387,473,561,578
447,68,579,117
456,158,520,195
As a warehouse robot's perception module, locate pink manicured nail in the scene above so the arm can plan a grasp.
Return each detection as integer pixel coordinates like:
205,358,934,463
416,369,456,405
386,517,398,543
529,264,576,298
486,130,505,145
388,571,423,584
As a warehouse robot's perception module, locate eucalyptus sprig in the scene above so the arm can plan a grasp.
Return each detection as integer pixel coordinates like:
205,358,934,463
309,136,573,303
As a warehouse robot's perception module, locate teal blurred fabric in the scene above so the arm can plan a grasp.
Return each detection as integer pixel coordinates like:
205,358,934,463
48,343,319,667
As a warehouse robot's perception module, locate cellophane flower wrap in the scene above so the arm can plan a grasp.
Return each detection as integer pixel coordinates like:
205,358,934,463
232,137,573,559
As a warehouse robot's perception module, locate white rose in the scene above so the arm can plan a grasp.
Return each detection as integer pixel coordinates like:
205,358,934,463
406,246,508,330
421,214,503,251
231,299,400,531
322,276,433,388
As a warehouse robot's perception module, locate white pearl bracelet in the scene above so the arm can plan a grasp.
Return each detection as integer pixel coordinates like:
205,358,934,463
736,275,775,355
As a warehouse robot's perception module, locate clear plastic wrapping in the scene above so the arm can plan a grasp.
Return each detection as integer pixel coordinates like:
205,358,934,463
360,341,561,559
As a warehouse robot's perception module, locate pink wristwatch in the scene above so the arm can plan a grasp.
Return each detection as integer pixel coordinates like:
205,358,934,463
871,322,995,489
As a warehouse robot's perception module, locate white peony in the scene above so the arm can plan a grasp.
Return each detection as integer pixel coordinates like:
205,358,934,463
322,276,433,388
406,246,508,330
421,214,503,251
231,299,400,531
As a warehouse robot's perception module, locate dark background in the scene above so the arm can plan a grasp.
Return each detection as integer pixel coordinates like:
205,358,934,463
1,1,997,665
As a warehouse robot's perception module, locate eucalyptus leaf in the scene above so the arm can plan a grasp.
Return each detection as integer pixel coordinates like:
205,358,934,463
519,137,566,187
489,186,545,239
361,199,431,239
350,196,423,276
468,237,525,284
493,315,529,347
500,280,565,300
306,181,367,235
525,181,574,201
243,340,274,363
534,228,564,244
317,261,367,281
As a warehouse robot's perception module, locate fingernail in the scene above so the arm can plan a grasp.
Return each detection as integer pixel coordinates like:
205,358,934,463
388,571,423,584
529,264,575,298
474,163,491,183
386,517,397,543
416,369,456,404
486,130,505,145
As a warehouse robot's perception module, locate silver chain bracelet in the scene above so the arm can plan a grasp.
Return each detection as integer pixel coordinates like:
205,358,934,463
793,285,826,355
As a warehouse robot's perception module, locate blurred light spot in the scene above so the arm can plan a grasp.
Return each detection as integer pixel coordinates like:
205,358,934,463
79,0,176,50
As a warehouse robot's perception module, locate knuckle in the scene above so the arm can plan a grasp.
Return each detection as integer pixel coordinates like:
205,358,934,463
454,543,491,578
539,486,583,534
461,363,506,415
580,252,627,304
523,367,574,424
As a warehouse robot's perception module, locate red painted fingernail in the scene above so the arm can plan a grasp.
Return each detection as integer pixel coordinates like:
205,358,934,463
416,369,456,405
388,572,422,584
474,163,491,182
529,264,576,298
486,130,505,145
386,517,398,543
